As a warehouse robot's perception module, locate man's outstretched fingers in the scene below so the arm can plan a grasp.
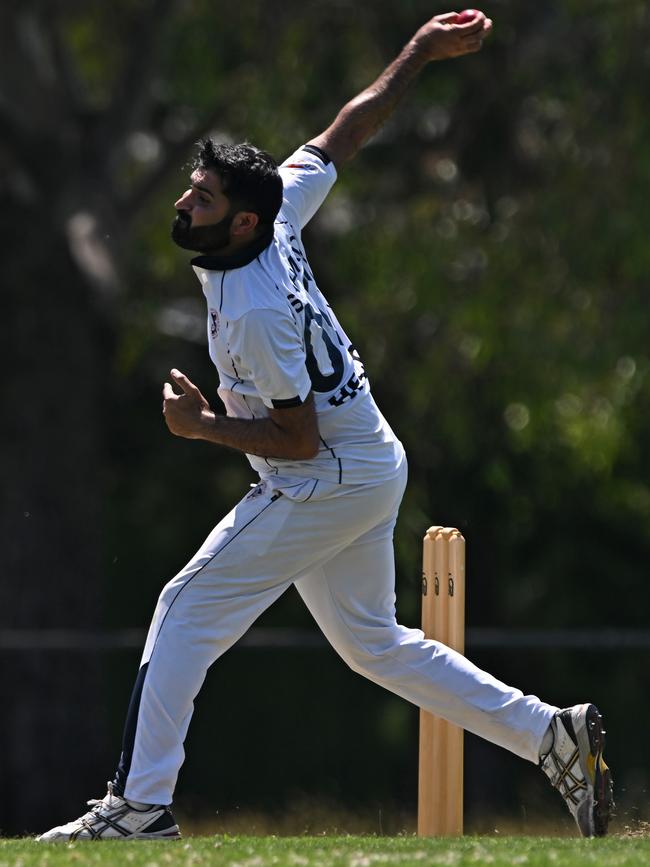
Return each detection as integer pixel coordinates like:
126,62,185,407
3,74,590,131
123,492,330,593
163,382,176,400
171,369,210,407
170,368,193,393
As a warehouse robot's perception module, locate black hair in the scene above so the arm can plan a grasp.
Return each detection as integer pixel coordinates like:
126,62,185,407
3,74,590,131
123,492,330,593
193,140,283,226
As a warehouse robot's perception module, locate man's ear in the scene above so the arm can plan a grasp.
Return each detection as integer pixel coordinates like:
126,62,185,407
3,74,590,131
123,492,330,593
231,211,260,236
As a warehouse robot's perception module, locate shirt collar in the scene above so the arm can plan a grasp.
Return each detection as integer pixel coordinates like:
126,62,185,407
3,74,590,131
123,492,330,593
190,225,274,272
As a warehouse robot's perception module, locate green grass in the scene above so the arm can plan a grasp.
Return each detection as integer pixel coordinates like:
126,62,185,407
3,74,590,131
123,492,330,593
2,835,650,867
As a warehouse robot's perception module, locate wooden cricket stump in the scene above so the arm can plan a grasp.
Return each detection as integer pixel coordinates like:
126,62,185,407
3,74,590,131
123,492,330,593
417,526,466,836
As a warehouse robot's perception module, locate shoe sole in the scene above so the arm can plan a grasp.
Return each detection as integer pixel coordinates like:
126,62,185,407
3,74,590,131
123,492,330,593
37,828,181,843
577,703,614,837
131,830,182,840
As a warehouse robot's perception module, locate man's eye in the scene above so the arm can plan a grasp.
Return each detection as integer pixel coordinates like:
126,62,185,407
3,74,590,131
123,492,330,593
199,196,210,205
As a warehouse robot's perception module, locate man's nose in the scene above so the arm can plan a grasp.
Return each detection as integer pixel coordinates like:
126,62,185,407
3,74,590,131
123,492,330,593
174,190,192,210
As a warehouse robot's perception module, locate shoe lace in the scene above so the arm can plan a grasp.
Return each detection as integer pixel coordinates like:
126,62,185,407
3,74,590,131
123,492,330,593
86,781,116,812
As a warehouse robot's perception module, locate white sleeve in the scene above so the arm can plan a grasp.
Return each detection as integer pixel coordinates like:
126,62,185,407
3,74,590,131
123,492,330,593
230,307,312,409
279,145,338,229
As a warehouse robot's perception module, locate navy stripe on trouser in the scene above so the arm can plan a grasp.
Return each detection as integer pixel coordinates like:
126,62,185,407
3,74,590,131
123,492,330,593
113,662,149,797
111,491,282,801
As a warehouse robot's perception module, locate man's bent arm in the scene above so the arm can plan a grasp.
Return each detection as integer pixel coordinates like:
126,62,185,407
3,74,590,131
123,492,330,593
198,400,319,461
162,370,320,461
308,11,492,168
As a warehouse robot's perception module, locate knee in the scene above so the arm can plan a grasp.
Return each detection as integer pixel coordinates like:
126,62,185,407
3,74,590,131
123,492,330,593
335,620,424,678
335,631,397,678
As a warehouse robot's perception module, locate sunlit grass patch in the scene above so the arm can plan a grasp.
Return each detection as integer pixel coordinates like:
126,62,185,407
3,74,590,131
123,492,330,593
2,835,650,867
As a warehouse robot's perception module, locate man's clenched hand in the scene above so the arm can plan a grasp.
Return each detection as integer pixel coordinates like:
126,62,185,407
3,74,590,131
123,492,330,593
162,369,214,439
412,11,492,61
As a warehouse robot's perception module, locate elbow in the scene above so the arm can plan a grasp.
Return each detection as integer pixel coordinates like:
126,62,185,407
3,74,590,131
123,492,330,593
296,440,320,461
304,441,321,460
291,434,320,461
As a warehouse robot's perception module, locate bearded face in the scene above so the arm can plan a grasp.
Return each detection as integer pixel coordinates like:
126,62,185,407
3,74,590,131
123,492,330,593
171,207,235,253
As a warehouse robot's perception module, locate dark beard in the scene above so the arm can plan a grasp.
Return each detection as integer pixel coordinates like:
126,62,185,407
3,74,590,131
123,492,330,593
171,210,234,253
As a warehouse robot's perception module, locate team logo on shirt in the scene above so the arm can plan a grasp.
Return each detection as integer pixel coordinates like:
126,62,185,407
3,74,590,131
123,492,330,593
209,308,220,338
286,163,318,171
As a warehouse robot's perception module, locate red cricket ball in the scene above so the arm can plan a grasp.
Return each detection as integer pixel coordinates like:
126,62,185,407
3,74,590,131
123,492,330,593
456,9,481,23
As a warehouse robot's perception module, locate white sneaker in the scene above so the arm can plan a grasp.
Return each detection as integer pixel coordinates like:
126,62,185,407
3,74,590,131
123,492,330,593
36,782,181,842
541,703,614,837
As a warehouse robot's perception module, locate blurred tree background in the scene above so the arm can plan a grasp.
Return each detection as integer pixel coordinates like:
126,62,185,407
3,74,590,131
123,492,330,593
1,0,649,836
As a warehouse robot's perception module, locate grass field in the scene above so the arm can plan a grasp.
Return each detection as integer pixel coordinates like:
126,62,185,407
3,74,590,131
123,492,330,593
2,834,650,867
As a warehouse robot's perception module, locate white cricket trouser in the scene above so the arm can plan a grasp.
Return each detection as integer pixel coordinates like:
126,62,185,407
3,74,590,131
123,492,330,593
116,463,557,805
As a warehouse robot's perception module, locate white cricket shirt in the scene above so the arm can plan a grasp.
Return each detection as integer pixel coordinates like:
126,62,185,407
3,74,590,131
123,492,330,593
191,145,405,486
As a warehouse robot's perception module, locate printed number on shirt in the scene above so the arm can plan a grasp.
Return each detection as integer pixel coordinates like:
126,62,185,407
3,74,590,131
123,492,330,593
286,232,364,400
304,302,345,392
287,289,345,392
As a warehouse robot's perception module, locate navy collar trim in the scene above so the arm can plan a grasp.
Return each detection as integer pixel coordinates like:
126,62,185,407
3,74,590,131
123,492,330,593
191,226,274,272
